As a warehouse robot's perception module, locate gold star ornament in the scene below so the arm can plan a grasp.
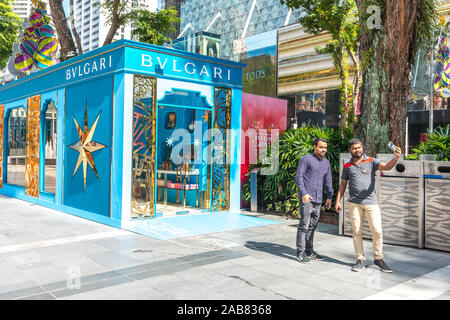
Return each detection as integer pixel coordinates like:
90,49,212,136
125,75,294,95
68,102,106,190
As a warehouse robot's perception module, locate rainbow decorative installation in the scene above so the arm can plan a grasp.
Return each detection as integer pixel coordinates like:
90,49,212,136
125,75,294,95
14,0,59,74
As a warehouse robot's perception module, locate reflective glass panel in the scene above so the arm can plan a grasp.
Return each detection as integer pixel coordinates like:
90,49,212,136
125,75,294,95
7,107,26,187
44,103,57,193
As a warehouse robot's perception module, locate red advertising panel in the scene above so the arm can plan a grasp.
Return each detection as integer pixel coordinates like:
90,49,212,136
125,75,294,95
241,93,287,208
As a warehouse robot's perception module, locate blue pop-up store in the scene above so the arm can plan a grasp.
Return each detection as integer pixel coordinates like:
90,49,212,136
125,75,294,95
0,40,281,238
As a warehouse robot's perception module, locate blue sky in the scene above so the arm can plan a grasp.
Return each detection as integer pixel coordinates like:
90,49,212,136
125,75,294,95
63,0,69,17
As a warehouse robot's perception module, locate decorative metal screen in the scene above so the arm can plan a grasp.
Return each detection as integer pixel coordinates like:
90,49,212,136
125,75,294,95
211,87,231,211
26,95,41,198
131,75,157,218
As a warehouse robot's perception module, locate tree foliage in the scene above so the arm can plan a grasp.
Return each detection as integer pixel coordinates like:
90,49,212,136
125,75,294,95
130,7,181,45
0,0,22,69
242,126,354,216
406,125,450,161
98,0,134,46
99,1,180,46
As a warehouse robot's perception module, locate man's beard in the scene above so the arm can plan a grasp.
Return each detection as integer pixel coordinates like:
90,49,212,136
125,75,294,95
352,152,363,159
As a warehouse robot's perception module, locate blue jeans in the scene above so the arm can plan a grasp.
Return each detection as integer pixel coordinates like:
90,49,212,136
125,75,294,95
296,201,321,256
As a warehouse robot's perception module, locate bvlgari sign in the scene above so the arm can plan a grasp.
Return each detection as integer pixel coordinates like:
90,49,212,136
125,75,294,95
125,46,242,86
65,55,113,81
62,44,242,87
141,54,233,82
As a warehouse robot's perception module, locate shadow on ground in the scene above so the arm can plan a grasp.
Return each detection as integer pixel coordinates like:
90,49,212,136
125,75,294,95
287,222,339,236
244,241,354,268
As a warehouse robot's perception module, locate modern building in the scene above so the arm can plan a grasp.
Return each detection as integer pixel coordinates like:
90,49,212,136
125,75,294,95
11,0,50,20
277,23,355,129
73,0,158,53
178,0,302,60
174,0,303,98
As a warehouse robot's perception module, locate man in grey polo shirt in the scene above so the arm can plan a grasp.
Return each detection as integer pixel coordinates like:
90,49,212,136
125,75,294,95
335,138,401,272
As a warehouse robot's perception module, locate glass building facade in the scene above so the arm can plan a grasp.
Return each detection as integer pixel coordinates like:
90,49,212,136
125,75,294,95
177,0,302,97
173,31,221,58
179,0,302,60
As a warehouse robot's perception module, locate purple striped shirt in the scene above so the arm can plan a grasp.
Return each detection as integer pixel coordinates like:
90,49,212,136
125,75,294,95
295,153,333,204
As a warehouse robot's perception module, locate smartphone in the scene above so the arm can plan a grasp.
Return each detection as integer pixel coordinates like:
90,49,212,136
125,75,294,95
388,141,397,153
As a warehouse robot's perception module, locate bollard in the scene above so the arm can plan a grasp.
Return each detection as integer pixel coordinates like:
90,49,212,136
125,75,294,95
250,168,260,212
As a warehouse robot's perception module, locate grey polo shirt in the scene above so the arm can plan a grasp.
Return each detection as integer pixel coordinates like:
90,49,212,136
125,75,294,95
341,155,381,205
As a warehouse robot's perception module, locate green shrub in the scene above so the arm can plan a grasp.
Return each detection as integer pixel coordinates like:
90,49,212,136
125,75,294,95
405,125,450,161
241,126,354,217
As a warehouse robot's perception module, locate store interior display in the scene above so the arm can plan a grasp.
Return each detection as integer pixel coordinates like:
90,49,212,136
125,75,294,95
156,105,210,212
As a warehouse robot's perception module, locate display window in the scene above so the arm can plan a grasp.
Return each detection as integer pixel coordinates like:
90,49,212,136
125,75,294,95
155,105,212,215
42,101,57,194
6,107,27,187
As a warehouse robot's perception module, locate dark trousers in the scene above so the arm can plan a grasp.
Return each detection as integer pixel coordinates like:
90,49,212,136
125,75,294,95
296,201,321,256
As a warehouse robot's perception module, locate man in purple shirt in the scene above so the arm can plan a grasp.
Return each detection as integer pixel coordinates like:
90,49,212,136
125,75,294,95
295,138,333,263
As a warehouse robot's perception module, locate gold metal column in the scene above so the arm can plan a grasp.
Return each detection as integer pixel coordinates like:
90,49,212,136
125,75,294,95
211,87,232,211
25,95,41,198
131,75,157,218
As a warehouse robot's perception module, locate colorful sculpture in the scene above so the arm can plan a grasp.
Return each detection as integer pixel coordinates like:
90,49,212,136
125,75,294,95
19,39,38,58
38,37,58,56
14,54,34,72
14,0,59,74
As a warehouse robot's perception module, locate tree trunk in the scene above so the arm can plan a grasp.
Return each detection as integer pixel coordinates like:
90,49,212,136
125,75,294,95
48,0,77,61
357,32,389,157
103,0,121,46
348,47,361,128
356,0,418,156
384,0,418,149
70,0,83,54
338,39,349,128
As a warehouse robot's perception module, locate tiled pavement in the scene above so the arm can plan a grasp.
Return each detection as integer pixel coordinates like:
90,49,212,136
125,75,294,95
0,194,449,300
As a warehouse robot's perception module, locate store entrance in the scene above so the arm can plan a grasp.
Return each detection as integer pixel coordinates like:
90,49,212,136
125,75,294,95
155,105,212,216
130,78,232,220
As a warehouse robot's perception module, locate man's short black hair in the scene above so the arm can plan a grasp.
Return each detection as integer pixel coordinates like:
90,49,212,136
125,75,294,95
348,138,363,149
314,138,328,146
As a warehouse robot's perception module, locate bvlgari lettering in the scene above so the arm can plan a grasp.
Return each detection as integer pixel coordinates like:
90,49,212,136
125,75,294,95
140,54,231,81
65,55,112,80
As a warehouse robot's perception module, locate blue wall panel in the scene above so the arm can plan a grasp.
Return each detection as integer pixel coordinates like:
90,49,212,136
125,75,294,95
63,76,113,217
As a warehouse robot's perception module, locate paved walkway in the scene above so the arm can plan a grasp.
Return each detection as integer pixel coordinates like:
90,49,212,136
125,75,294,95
0,194,449,300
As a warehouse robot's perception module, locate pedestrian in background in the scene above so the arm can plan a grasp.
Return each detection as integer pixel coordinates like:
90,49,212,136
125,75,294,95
295,138,333,263
335,138,401,273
